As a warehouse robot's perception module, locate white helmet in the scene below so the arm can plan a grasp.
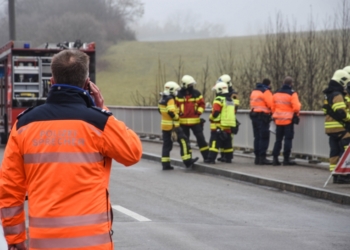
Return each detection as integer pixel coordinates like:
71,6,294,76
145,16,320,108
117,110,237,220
217,74,232,87
163,81,180,96
212,81,229,94
181,75,196,88
343,66,350,75
331,69,350,87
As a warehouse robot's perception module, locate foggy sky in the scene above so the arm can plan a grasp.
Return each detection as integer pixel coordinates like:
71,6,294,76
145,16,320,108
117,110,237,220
139,0,338,36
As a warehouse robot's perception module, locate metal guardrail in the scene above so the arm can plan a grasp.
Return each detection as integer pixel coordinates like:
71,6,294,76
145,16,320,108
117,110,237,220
107,106,328,161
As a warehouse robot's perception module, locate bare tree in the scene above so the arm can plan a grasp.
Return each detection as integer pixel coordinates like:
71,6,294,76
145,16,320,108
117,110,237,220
173,56,185,86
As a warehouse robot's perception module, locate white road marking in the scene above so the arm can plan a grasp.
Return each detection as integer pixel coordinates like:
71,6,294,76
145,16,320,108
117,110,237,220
112,205,151,222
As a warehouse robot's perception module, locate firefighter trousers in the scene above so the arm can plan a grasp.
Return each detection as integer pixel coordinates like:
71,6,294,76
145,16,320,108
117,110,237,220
207,130,233,162
328,131,350,171
161,129,193,168
181,124,209,160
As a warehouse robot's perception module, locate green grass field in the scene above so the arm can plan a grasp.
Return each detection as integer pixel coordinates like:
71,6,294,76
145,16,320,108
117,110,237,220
97,35,262,106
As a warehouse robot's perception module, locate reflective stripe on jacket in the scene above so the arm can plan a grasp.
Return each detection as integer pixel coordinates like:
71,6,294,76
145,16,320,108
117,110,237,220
323,81,350,134
272,85,301,125
249,86,273,114
159,94,179,131
0,86,142,249
209,95,236,132
175,89,205,125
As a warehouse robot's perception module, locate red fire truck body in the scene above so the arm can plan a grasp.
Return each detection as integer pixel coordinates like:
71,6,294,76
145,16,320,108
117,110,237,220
0,40,96,143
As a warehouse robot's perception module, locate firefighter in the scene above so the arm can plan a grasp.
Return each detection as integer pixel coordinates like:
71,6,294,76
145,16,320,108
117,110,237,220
205,81,236,164
250,78,274,165
159,81,199,170
216,74,240,161
271,76,301,166
176,75,209,161
322,69,350,184
0,49,143,249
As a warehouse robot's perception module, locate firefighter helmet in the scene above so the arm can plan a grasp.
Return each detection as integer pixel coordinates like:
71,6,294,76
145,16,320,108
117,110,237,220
163,81,180,96
217,74,232,87
181,75,196,88
331,69,350,87
212,81,229,94
343,66,350,75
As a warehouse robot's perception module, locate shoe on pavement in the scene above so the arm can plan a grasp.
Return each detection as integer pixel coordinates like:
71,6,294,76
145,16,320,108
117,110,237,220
259,157,273,165
216,157,225,162
272,157,281,166
204,158,215,164
185,157,199,168
162,166,174,170
254,157,259,165
283,160,296,166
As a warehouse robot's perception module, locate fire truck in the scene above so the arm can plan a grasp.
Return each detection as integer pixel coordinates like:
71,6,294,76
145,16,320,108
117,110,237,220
0,40,96,144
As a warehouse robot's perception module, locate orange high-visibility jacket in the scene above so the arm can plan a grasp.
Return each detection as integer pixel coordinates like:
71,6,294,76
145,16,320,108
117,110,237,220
175,89,205,126
272,85,301,125
249,84,273,114
0,85,142,249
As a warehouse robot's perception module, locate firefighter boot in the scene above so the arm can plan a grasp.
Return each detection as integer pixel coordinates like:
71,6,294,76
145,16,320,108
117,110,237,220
259,157,273,165
184,157,199,168
162,162,174,171
204,158,216,164
201,149,209,162
272,156,281,166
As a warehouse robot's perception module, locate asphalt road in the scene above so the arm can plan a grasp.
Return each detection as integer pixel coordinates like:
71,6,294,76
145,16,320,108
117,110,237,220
110,159,350,250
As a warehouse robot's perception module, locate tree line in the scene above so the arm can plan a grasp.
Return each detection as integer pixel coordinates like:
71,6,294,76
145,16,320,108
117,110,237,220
0,0,144,56
133,0,350,111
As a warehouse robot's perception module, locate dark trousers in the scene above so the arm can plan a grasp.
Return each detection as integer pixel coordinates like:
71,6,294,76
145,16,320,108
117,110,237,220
181,124,209,160
207,130,232,161
251,115,270,158
161,129,193,168
272,123,294,159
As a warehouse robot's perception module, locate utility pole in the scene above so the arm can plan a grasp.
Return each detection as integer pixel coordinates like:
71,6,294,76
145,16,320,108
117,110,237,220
8,0,16,40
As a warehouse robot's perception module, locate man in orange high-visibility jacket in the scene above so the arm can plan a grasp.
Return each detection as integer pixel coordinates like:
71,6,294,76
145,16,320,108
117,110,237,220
271,76,301,166
249,79,274,165
0,49,142,249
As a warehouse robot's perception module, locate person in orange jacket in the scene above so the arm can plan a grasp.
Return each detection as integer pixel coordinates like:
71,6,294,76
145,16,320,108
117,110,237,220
0,49,142,250
271,76,301,165
249,78,274,165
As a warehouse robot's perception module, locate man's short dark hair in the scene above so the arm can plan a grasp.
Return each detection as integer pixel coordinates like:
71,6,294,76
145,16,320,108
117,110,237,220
262,78,271,86
51,49,89,87
284,76,293,85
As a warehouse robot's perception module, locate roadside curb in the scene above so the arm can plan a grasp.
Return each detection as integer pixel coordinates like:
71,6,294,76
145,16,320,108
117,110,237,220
142,152,350,205
141,138,329,171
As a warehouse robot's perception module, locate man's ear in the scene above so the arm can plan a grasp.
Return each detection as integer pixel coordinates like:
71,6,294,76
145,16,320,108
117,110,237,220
50,77,55,85
83,78,90,90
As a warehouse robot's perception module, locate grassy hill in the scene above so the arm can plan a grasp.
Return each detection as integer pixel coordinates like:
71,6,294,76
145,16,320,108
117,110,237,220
96,35,262,106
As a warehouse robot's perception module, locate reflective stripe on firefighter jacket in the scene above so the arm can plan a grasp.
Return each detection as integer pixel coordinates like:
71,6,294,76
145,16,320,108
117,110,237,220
159,94,179,131
323,81,350,134
0,86,142,249
272,84,301,125
209,95,236,132
175,89,205,125
249,84,273,114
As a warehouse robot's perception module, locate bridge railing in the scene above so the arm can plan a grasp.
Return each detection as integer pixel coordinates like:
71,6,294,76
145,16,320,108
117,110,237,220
107,106,328,161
